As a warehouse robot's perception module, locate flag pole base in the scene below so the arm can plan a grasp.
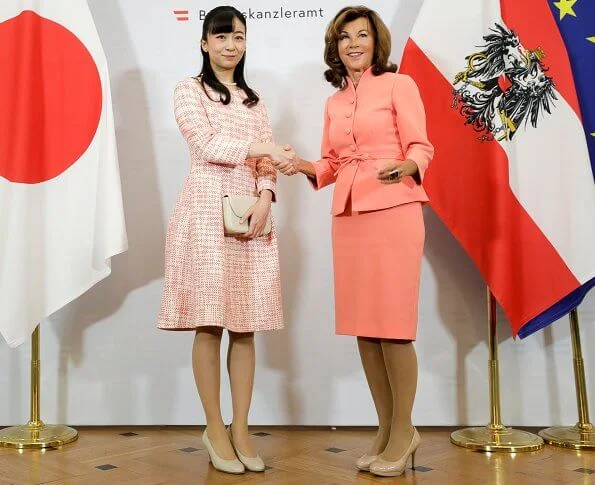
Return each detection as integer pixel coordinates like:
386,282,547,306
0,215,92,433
451,425,544,452
538,424,595,450
0,421,78,449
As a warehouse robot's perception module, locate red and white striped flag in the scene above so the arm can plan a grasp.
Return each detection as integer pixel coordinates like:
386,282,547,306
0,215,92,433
0,1,128,347
401,0,595,337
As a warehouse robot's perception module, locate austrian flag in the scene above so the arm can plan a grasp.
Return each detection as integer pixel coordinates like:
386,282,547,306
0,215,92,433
401,0,595,338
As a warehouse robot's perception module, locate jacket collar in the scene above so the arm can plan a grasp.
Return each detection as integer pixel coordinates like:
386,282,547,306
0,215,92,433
345,65,374,90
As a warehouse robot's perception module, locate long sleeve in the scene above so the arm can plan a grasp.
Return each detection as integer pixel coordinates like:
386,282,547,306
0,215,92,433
255,103,277,200
391,75,434,182
311,100,341,190
173,79,251,166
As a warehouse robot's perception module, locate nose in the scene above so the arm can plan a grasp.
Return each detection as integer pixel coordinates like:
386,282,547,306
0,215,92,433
225,37,235,51
348,37,360,49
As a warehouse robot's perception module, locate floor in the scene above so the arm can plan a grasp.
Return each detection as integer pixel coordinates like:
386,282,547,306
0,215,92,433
0,426,593,484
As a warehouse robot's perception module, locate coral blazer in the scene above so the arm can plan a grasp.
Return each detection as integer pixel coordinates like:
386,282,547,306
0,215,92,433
312,68,434,215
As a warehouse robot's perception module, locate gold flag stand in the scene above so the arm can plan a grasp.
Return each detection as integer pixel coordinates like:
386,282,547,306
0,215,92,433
0,325,78,449
451,288,544,452
539,309,595,449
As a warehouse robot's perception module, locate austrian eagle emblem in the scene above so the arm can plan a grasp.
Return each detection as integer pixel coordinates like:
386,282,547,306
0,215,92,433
453,24,557,142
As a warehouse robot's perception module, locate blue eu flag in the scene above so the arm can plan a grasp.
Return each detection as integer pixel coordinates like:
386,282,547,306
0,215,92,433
547,0,595,179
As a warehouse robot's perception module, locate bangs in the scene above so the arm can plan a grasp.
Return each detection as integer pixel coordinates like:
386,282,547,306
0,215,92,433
343,11,367,27
208,10,244,35
331,8,374,39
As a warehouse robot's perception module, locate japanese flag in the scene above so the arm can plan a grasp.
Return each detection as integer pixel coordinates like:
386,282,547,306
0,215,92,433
0,1,128,347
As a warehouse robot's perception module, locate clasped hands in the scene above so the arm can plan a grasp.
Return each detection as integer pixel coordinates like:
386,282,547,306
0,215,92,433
269,145,299,176
269,144,419,184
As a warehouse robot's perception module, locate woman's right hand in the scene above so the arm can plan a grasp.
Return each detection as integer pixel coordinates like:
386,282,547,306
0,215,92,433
271,144,298,176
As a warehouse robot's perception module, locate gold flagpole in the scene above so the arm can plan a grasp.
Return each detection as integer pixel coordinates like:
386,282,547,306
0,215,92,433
450,288,544,451
539,308,595,449
0,325,78,449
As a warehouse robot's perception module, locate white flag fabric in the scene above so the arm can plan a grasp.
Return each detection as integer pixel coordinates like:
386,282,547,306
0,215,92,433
0,1,128,347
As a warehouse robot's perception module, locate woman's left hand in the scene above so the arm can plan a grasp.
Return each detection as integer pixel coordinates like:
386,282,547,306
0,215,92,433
239,191,272,239
377,160,419,184
272,145,298,176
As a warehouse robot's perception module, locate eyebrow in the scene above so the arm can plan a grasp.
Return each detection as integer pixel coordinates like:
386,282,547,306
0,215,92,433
340,29,369,34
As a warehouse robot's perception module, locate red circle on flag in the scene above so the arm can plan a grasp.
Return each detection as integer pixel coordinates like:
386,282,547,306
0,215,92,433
0,10,102,184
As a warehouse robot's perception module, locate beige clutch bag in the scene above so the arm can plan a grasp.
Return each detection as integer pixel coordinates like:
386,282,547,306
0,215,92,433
222,195,272,236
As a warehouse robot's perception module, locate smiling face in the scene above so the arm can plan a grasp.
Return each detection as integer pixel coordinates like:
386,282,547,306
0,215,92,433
201,16,246,75
337,16,375,77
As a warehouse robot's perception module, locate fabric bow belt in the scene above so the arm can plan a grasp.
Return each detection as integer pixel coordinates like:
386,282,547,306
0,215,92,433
333,153,397,176
333,153,373,176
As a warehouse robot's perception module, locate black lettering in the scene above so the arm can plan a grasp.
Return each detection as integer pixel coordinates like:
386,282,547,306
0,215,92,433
248,8,255,19
299,10,305,18
257,11,264,19
199,10,206,21
273,10,279,19
264,11,272,19
285,9,291,18
307,9,317,18
319,8,324,17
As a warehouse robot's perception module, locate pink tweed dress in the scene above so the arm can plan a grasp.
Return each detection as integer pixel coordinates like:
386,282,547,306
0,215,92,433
157,78,284,333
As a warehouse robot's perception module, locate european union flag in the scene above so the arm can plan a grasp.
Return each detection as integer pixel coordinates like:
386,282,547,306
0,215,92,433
548,0,595,179
517,0,595,338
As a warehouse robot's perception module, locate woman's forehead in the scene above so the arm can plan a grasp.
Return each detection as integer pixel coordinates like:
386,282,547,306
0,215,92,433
341,17,370,32
232,17,246,33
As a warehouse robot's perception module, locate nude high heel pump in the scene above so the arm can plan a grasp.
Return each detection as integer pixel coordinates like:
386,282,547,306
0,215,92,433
369,428,421,477
227,425,266,472
355,453,379,471
202,429,245,474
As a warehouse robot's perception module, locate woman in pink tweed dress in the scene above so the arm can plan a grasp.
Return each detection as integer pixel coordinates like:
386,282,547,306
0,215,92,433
157,7,294,475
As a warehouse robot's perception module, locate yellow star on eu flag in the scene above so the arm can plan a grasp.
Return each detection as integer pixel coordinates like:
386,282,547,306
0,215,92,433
554,0,578,20
588,37,595,44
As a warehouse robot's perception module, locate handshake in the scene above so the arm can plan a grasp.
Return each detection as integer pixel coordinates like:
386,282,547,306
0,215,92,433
269,144,300,176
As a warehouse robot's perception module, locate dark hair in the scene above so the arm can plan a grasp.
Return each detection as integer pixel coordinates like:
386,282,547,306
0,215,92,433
324,6,397,89
198,6,259,106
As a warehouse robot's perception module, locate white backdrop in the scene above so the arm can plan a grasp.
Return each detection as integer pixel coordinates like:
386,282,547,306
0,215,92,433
1,0,594,427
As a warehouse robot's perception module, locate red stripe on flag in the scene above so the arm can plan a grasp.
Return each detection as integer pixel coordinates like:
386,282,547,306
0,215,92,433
500,0,582,121
400,39,579,335
173,10,189,14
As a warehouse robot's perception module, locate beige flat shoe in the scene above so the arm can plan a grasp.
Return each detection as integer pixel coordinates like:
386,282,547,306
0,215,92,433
202,429,245,474
227,425,266,472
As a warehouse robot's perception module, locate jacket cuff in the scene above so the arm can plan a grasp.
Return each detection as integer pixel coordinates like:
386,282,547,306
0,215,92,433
257,178,277,202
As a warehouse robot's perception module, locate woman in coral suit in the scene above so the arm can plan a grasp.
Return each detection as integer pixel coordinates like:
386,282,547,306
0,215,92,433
276,5,434,478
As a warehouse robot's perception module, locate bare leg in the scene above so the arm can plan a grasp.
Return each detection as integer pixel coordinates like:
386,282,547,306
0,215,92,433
193,327,236,460
380,340,418,461
227,331,258,457
357,337,393,455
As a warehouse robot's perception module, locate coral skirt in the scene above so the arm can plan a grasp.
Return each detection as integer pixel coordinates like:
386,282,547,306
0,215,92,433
331,201,425,340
